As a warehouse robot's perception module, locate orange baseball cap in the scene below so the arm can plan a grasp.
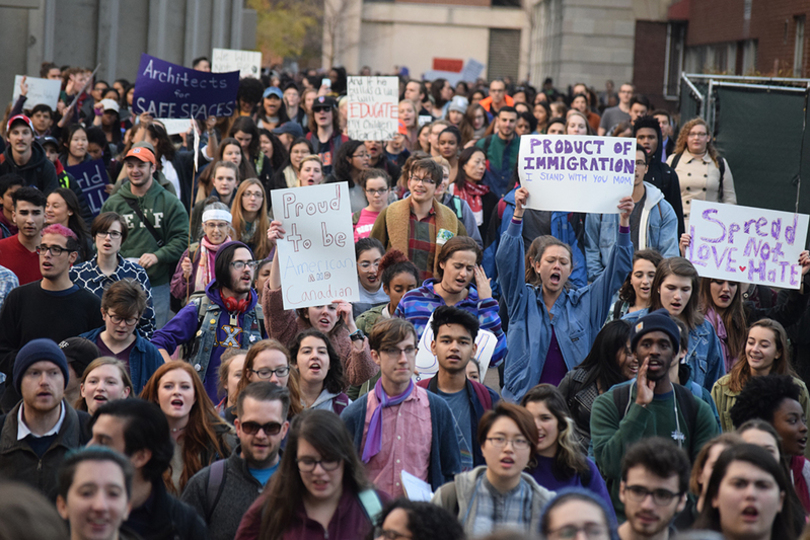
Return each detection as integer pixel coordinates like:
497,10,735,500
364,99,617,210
124,146,156,166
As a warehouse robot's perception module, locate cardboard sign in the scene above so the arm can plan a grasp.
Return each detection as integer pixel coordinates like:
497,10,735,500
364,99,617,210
270,183,359,309
156,118,194,136
12,76,61,109
347,76,399,141
132,53,239,119
211,48,262,79
519,135,636,214
686,200,809,289
414,312,497,380
65,160,110,218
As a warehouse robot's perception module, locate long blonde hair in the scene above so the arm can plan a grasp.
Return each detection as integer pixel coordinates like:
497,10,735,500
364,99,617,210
231,178,271,259
673,118,720,167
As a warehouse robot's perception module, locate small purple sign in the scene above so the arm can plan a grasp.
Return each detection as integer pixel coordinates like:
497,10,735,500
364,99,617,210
132,53,239,119
65,160,109,218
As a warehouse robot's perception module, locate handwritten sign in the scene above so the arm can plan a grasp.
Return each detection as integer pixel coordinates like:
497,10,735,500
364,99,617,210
414,312,497,380
519,135,635,213
211,48,262,78
347,76,398,141
65,160,110,218
271,183,359,309
686,201,809,289
12,76,61,109
132,53,239,120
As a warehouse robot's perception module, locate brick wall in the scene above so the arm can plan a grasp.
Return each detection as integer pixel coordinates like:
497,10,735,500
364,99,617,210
633,20,672,110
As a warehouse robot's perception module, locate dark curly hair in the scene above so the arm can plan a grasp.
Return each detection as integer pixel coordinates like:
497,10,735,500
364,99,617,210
729,374,802,428
288,328,345,395
617,249,663,305
368,498,465,540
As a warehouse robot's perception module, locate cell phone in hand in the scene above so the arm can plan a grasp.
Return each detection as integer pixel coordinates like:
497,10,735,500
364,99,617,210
322,78,331,88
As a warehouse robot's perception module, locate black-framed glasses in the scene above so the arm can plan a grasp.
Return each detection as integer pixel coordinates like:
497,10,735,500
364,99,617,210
251,366,290,379
410,175,436,185
353,151,370,159
107,312,138,326
36,244,74,256
547,524,609,540
96,230,123,239
296,457,341,472
230,260,259,271
381,346,417,358
240,421,283,436
624,485,681,506
365,188,388,195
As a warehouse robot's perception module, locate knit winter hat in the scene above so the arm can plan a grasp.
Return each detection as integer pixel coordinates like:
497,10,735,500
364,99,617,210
13,338,70,395
630,308,680,354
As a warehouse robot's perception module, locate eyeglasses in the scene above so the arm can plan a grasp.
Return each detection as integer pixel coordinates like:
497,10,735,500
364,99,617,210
107,313,138,326
635,160,647,167
486,436,531,450
353,152,370,159
96,230,123,239
375,529,413,540
688,132,708,138
36,244,74,256
242,191,264,199
251,366,290,379
365,188,388,196
547,524,609,540
624,485,681,506
381,346,417,358
296,457,341,472
230,260,259,271
240,421,283,436
410,175,436,185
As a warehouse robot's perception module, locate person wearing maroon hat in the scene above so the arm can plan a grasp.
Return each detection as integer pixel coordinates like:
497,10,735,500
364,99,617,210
100,146,189,328
0,115,58,194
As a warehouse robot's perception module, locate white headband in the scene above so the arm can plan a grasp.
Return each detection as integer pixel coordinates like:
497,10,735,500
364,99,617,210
202,209,232,224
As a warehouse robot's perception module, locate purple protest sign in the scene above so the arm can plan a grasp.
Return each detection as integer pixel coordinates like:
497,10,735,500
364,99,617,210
65,159,109,218
132,53,239,119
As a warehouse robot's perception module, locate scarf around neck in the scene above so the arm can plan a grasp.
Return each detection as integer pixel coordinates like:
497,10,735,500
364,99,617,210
361,378,414,462
194,235,231,292
457,181,489,225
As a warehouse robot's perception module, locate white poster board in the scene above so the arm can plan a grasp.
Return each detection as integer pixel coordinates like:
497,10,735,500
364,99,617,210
347,76,399,141
414,312,497,380
270,183,360,309
211,48,262,78
518,135,635,214
12,75,61,109
155,118,193,136
686,200,809,289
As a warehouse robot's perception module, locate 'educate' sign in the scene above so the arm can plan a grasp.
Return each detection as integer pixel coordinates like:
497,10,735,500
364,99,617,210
132,53,239,120
686,200,809,289
65,160,109,218
211,48,262,78
270,183,359,310
12,75,61,109
347,76,398,141
519,135,635,214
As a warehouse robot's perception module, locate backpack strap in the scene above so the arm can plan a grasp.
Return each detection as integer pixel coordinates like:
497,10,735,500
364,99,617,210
673,383,698,445
205,459,227,522
471,381,493,410
357,489,383,524
670,152,682,170
612,382,633,420
718,157,726,201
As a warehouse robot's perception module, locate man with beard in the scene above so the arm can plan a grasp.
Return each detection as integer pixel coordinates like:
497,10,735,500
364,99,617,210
591,309,718,519
181,382,289,540
618,438,690,540
0,115,58,193
151,241,266,404
417,306,498,469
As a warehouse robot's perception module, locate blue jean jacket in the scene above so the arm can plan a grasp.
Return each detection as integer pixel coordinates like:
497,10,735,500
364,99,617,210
496,220,632,402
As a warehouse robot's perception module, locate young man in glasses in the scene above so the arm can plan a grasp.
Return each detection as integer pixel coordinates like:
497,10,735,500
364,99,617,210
370,158,467,282
618,437,690,540
182,382,289,540
341,317,461,498
0,223,103,411
152,241,267,404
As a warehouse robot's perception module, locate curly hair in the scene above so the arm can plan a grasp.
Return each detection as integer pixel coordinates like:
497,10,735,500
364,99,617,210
729,374,802,428
369,499,465,540
379,249,419,289
674,117,720,167
288,328,345,395
617,249,663,306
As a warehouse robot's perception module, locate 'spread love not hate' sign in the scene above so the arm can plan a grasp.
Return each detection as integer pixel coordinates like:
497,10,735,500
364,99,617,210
132,53,239,120
519,135,636,214
271,182,360,310
347,76,398,141
686,200,809,289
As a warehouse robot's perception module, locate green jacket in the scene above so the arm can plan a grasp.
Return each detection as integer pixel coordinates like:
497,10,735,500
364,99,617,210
101,180,189,286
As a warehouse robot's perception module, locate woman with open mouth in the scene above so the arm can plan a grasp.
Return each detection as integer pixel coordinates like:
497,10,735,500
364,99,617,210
235,409,389,540
141,361,235,495
432,402,554,536
231,338,302,422
520,384,613,517
352,237,388,318
693,444,796,540
296,155,325,187
289,329,350,415
605,250,663,323
74,357,133,416
700,278,746,372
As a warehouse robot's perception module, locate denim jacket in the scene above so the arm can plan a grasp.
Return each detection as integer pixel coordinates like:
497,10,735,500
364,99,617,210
584,182,679,282
80,327,163,395
622,308,725,391
496,220,632,402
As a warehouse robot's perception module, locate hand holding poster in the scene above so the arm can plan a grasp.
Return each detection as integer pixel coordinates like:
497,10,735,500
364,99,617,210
270,183,359,309
686,200,809,289
518,135,635,213
347,76,398,141
211,48,262,78
65,160,110,218
12,76,61,109
132,54,238,119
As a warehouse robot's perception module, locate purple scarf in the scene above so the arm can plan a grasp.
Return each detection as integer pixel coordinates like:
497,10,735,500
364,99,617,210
361,378,414,463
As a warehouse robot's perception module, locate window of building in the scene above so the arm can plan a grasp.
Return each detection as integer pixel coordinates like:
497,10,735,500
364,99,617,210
488,28,521,81
795,16,806,77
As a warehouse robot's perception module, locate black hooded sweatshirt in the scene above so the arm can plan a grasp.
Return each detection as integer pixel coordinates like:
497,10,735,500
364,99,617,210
634,121,685,237
0,139,58,194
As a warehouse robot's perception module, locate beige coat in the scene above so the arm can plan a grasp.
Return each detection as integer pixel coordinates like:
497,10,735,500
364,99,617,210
667,150,736,228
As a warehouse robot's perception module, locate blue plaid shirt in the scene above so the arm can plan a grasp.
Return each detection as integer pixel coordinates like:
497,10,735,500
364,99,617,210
0,264,19,313
70,254,156,338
